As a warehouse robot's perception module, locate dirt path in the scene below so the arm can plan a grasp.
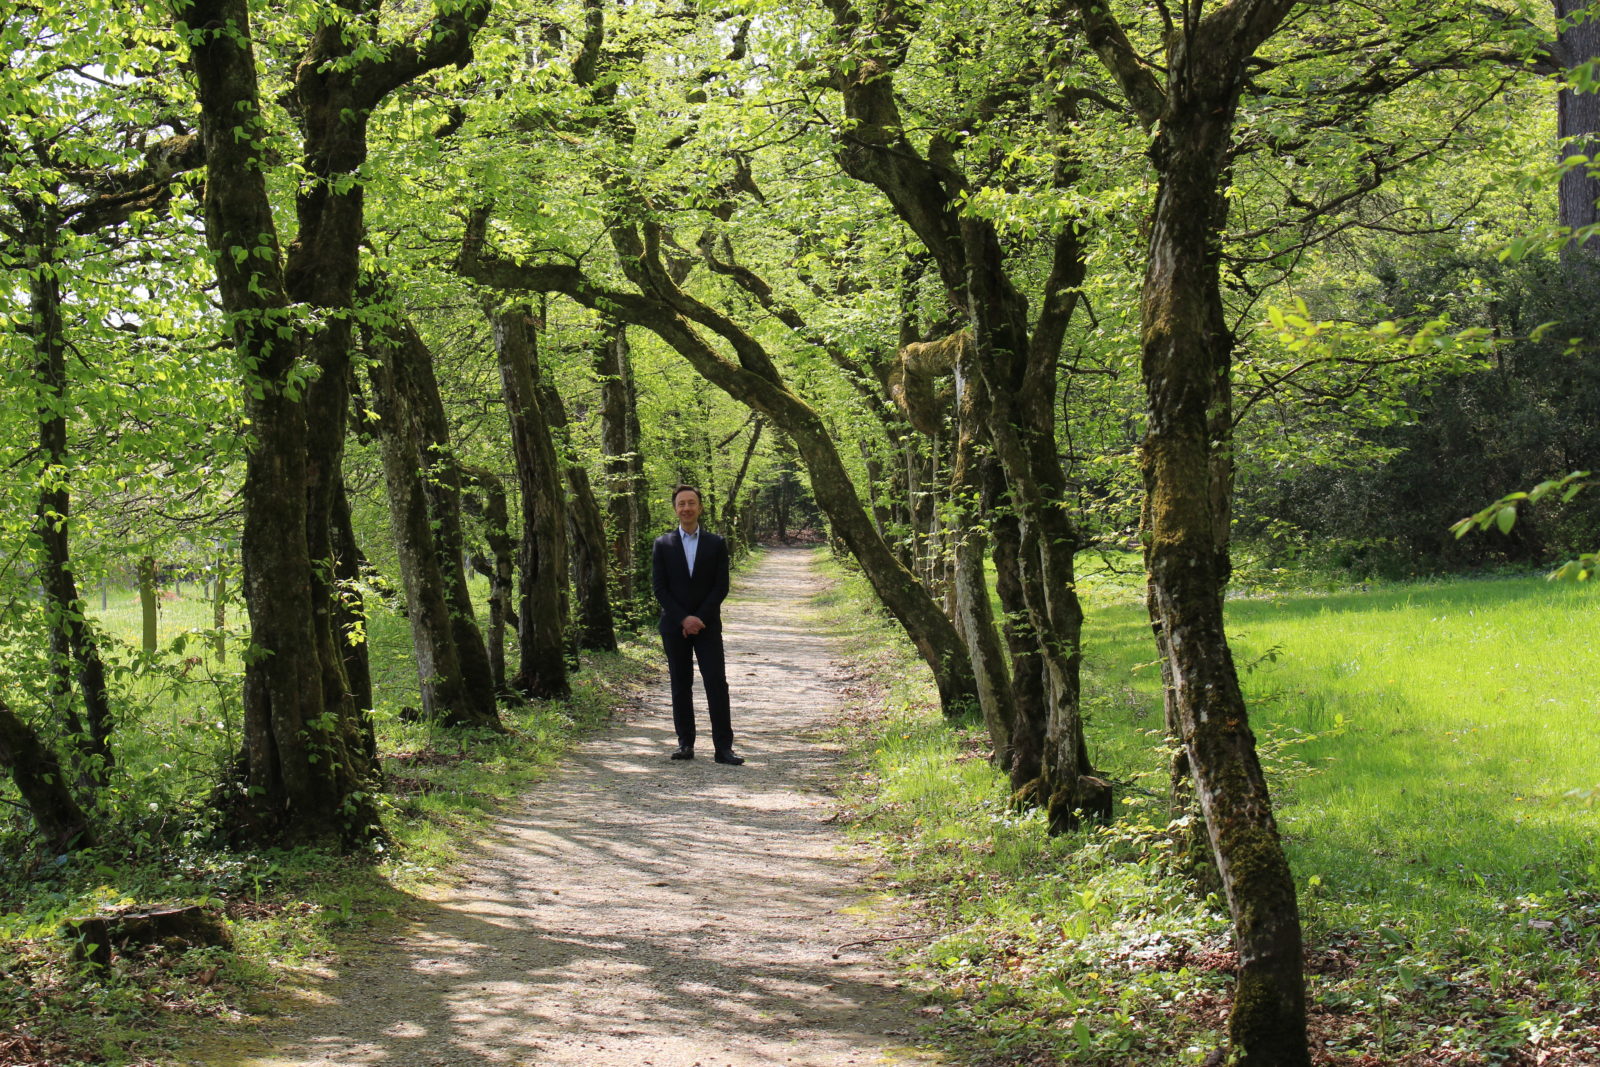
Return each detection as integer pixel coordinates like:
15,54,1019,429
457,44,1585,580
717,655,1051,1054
202,546,941,1067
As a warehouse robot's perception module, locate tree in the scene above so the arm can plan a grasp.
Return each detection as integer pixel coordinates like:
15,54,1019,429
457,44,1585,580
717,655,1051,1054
485,300,574,700
459,224,982,715
0,0,217,841
815,0,1105,821
1071,0,1312,1058
174,0,489,846
363,289,502,729
594,324,652,613
1556,0,1600,240
538,366,619,653
439,3,983,716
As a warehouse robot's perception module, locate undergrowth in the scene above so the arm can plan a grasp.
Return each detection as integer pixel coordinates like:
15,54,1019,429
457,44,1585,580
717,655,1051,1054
811,548,1600,1066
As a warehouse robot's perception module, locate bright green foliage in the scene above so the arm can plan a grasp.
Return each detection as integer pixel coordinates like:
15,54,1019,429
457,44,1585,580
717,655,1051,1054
1,0,241,817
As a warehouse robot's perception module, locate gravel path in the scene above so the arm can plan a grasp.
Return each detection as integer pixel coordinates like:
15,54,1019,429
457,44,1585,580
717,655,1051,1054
201,546,941,1067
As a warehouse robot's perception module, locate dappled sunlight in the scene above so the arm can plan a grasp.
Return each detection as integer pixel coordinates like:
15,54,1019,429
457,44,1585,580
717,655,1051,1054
210,548,938,1067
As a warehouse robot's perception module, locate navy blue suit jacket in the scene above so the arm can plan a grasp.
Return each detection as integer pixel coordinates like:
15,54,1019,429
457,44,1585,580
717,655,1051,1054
652,529,730,636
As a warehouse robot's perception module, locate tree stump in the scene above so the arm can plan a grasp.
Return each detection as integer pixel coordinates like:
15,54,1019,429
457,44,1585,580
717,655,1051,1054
63,905,230,969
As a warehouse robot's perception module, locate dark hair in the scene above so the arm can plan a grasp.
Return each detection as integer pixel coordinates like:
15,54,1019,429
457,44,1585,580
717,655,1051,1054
671,484,702,505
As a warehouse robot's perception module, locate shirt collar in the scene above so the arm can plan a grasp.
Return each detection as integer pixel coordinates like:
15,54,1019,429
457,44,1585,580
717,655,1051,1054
678,525,700,540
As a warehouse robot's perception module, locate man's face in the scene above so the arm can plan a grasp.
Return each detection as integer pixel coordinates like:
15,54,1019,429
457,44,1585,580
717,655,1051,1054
674,491,702,530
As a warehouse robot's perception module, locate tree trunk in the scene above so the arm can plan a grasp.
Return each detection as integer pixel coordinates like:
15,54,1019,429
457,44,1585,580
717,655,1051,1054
596,322,648,608
949,348,1019,753
0,696,94,851
367,306,500,728
212,549,228,664
26,208,114,778
384,319,500,720
488,304,571,700
976,295,1100,829
540,377,618,653
330,481,375,731
860,445,896,550
1140,32,1309,1064
776,467,792,541
726,419,764,556
625,348,651,601
1558,0,1600,241
178,0,484,845
908,437,940,590
463,468,517,692
988,465,1046,793
1146,549,1220,894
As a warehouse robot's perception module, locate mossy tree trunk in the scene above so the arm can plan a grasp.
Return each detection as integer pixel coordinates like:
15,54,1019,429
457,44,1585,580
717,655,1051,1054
1141,131,1310,1067
177,0,486,846
367,310,501,729
1557,0,1600,243
539,376,618,653
948,345,1020,762
1072,0,1310,1057
487,303,572,700
987,464,1046,792
596,322,650,611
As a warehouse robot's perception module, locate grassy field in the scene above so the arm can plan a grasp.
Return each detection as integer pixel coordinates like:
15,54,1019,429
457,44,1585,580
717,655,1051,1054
1078,570,1600,938
815,552,1600,1065
86,578,512,712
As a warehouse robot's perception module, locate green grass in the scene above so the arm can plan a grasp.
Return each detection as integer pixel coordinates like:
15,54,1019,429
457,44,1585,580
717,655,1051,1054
813,548,1600,1065
813,555,1235,1063
1079,573,1600,935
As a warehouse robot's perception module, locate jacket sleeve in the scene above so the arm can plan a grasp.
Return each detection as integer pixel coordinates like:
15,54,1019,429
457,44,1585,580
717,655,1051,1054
693,536,730,619
652,537,689,628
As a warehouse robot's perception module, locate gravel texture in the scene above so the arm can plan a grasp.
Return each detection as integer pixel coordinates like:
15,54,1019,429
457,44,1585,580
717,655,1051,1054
198,546,942,1067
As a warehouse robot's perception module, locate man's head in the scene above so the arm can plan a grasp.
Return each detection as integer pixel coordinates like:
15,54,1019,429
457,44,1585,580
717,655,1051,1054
672,485,703,531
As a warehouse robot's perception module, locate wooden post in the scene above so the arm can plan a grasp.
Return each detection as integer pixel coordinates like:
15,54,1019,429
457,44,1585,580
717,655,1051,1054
137,556,158,653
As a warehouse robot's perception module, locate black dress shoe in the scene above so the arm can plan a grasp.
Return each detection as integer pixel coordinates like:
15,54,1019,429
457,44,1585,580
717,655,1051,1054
669,746,694,760
713,749,744,765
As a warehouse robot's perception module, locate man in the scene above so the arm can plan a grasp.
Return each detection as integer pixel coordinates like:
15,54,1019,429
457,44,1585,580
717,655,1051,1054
651,485,742,765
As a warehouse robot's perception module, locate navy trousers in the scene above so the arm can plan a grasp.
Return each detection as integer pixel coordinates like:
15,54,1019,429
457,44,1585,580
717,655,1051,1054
661,628,733,752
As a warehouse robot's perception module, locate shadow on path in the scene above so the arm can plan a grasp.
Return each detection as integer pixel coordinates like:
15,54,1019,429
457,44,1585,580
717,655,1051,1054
194,547,940,1067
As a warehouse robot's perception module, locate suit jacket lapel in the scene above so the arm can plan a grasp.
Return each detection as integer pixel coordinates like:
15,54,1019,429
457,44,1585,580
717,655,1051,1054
670,530,690,581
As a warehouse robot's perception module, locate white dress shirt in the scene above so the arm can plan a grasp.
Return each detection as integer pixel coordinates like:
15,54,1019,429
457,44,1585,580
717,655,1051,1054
679,526,700,575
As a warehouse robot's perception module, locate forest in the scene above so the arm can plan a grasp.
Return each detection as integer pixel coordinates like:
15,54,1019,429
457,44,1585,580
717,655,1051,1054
2,0,1597,1062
